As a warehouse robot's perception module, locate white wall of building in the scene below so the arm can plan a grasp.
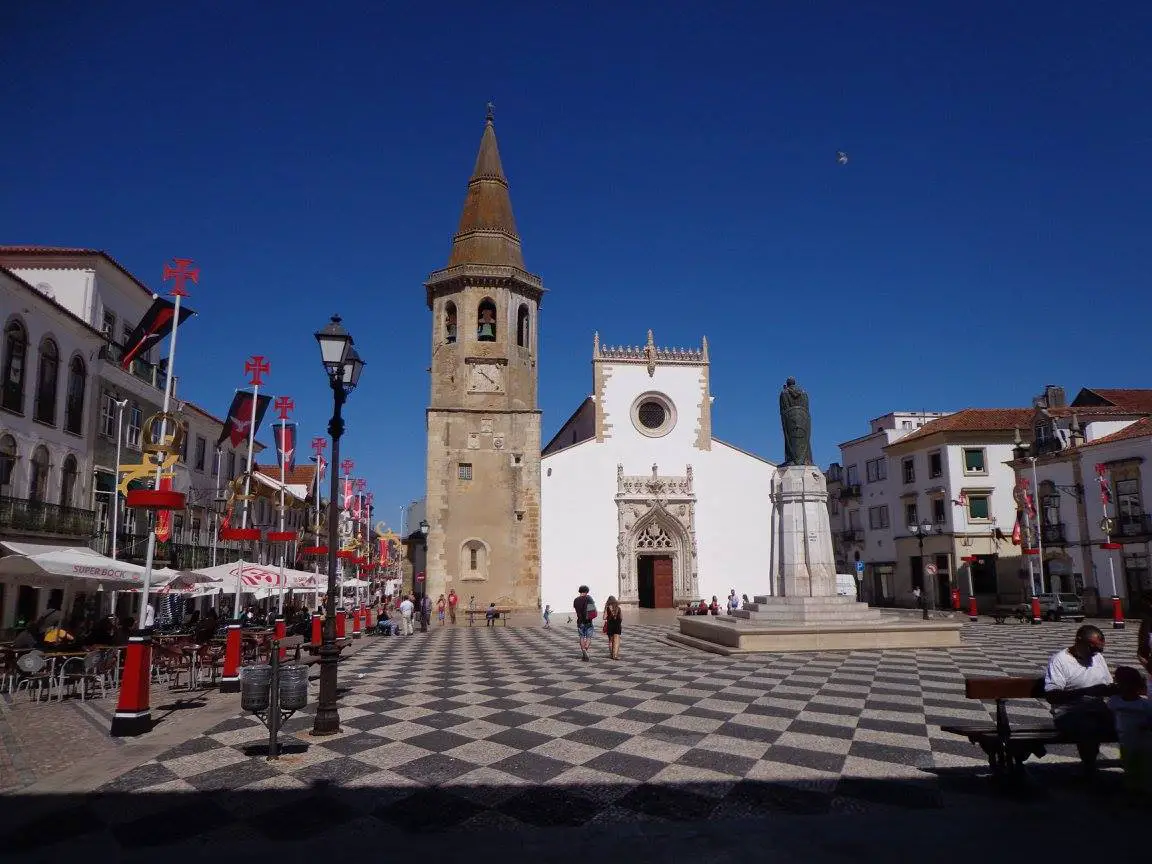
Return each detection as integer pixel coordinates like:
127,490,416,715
541,356,776,614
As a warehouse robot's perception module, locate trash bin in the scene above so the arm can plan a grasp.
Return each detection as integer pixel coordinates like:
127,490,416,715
278,664,309,711
240,664,272,713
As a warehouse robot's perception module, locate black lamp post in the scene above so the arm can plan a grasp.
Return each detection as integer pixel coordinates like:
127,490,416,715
311,315,364,737
909,519,937,621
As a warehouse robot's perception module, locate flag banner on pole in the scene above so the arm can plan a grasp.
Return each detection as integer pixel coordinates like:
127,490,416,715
1095,463,1112,507
155,474,175,542
120,297,195,369
342,477,353,510
275,422,297,472
1011,511,1022,545
216,391,272,448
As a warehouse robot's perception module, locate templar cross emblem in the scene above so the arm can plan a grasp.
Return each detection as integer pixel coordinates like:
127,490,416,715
162,258,199,297
342,459,354,476
244,355,270,386
274,396,295,420
311,437,327,456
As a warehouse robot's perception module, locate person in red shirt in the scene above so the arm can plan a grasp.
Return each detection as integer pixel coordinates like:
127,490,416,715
447,589,459,625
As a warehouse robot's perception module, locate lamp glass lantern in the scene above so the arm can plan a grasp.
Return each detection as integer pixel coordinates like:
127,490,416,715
920,519,933,535
419,519,429,536
342,347,365,390
315,315,353,375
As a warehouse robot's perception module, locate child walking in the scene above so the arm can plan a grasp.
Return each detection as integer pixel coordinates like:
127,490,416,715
437,595,446,625
542,604,551,628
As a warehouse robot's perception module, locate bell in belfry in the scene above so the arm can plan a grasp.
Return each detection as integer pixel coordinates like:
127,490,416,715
477,305,496,341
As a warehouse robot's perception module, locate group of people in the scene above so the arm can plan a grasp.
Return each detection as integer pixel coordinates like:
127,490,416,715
684,590,750,616
374,589,477,635
1045,620,1152,793
572,585,623,661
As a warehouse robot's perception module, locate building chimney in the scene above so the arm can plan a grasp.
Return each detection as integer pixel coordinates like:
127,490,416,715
1044,385,1067,409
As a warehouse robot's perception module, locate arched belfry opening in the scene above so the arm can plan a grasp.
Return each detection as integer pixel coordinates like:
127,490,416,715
477,298,497,342
516,304,530,349
444,301,457,344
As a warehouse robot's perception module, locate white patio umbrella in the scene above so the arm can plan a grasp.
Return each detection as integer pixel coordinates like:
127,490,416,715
0,543,146,590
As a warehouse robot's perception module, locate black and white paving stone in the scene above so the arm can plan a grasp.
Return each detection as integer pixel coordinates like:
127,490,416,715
2,620,1140,854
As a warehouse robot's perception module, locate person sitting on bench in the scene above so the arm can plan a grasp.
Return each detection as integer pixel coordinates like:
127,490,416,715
1045,624,1118,773
485,603,499,627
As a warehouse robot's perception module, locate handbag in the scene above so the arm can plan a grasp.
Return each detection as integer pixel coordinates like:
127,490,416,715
601,621,608,635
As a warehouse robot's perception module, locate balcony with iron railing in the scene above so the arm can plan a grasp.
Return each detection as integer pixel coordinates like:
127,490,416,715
0,496,96,538
97,344,168,393
1117,513,1152,538
1041,523,1068,545
839,484,862,501
840,529,865,543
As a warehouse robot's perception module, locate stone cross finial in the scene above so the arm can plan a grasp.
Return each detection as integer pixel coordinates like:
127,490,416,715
486,101,495,122
644,329,656,377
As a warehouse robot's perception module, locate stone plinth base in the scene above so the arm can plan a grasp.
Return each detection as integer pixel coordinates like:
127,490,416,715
733,594,884,625
669,614,962,655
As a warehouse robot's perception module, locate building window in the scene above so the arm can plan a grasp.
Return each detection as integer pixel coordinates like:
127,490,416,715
34,338,59,425
191,517,202,543
847,510,860,529
846,464,859,486
227,451,236,478
194,436,206,471
865,458,887,483
0,434,17,495
460,539,487,579
126,403,142,448
962,448,987,475
932,497,947,524
458,463,473,481
901,420,913,430
967,494,991,521
516,304,530,349
902,457,915,484
2,318,28,414
101,310,116,339
469,547,478,570
28,445,49,502
477,298,497,342
630,392,677,438
444,301,457,344
1117,478,1143,533
830,498,840,516
60,455,78,507
100,391,116,437
868,505,890,530
64,356,86,435
1035,424,1050,446
929,451,943,478
1041,487,1060,527
905,502,918,527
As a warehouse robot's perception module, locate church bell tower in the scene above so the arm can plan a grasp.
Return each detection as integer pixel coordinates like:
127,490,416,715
423,108,545,610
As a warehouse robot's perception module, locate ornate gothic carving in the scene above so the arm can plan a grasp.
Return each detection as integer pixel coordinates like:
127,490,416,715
615,463,699,603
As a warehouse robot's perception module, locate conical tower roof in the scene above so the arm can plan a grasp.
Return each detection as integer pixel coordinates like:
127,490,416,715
447,107,524,269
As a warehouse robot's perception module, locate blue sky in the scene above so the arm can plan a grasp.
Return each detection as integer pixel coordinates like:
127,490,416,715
2,1,1149,525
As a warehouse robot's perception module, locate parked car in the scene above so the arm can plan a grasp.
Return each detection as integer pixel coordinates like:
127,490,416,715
1035,593,1085,622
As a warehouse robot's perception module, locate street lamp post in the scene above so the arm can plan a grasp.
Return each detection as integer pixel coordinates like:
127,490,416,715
909,519,937,621
311,315,364,737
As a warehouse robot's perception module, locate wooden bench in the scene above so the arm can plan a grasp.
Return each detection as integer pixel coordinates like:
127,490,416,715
940,676,1117,779
466,608,511,626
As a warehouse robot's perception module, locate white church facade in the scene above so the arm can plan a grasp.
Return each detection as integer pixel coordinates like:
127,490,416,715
540,330,777,612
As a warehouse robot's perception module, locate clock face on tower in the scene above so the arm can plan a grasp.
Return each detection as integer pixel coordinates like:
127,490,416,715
468,363,504,393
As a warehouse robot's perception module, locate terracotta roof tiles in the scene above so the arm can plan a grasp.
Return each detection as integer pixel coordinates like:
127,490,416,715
1078,416,1152,449
889,408,1035,446
1077,388,1152,412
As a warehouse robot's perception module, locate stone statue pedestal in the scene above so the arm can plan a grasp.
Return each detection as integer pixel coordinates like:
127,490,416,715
669,464,961,654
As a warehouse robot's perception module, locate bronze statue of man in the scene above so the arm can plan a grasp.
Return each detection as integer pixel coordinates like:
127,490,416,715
779,377,813,466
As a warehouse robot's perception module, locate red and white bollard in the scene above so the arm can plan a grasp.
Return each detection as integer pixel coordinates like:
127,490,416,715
110,630,153,736
220,622,242,692
1030,596,1042,625
336,609,347,639
950,588,961,611
352,606,362,639
274,615,287,659
366,605,376,631
1112,596,1125,630
311,613,322,646
968,595,979,623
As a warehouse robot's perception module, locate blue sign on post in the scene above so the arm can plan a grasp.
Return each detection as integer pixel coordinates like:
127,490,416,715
855,560,865,574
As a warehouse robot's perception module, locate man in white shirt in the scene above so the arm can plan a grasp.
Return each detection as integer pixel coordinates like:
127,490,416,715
1044,624,1118,772
399,596,414,636
143,603,155,629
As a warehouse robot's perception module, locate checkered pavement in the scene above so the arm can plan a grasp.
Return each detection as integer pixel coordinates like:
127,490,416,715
2,620,1140,852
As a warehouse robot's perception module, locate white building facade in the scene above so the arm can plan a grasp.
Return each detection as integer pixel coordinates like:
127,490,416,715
541,331,776,613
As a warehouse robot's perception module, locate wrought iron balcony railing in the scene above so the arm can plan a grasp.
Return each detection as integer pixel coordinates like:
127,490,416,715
1117,513,1152,538
0,496,96,538
1041,523,1067,544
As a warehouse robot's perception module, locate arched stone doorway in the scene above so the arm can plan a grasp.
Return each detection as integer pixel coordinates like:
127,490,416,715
616,464,698,607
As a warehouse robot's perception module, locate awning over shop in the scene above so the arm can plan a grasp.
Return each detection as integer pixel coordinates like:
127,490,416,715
0,541,146,589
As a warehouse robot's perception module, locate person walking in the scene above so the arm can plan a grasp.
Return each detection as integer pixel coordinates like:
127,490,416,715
399,595,414,636
448,589,459,625
437,595,446,626
419,593,432,632
604,596,623,660
573,585,597,662
542,604,552,628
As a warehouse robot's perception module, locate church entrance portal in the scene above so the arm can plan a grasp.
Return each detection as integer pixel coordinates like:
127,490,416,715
637,556,674,609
